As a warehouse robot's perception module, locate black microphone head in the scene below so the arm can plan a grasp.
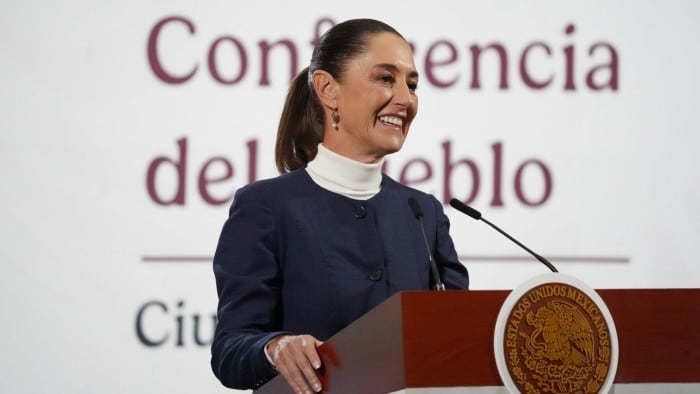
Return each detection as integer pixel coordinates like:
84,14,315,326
407,197,423,219
449,198,482,220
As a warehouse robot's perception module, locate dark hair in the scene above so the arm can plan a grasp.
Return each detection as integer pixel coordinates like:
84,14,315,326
274,19,405,173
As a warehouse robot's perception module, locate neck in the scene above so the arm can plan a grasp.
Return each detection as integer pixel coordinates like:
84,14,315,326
305,143,384,200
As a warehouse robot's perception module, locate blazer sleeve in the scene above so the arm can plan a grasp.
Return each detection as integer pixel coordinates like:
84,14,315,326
429,195,470,290
210,185,289,389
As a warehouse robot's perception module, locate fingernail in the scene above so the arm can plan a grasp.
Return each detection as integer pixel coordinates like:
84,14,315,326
314,384,322,392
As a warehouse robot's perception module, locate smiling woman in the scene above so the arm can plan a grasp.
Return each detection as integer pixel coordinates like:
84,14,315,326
210,19,469,393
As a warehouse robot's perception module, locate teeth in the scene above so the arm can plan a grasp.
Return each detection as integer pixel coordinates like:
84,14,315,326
379,116,403,127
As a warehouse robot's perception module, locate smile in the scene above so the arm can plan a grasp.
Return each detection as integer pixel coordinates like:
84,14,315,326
378,115,403,128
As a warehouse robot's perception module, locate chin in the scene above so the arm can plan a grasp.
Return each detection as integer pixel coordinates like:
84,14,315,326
372,130,407,156
382,141,405,155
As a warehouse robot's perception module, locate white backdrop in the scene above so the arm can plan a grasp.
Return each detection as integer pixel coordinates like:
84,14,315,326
1,1,699,393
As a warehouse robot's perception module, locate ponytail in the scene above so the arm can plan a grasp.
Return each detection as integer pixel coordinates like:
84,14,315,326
275,67,323,173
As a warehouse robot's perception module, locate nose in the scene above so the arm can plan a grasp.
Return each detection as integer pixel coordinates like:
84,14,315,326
393,82,414,108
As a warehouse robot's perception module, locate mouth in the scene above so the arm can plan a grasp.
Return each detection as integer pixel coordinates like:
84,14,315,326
377,115,404,129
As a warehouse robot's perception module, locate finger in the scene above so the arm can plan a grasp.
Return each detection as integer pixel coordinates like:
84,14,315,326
291,336,322,392
295,357,322,393
271,337,305,392
276,357,315,394
301,335,323,370
274,337,320,393
296,338,322,391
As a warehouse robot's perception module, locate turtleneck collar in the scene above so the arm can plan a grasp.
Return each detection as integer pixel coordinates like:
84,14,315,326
305,143,384,200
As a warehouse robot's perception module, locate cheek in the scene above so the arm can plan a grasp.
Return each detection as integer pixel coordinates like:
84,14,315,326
373,88,394,108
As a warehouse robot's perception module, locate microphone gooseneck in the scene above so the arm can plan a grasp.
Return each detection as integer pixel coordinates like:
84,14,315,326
449,198,558,273
408,197,446,291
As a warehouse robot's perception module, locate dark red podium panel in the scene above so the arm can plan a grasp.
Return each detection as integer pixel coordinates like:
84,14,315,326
257,289,700,393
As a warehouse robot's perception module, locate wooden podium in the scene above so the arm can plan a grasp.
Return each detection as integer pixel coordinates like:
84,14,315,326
256,289,700,393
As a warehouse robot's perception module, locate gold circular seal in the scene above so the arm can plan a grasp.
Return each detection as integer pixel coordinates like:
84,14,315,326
494,274,618,394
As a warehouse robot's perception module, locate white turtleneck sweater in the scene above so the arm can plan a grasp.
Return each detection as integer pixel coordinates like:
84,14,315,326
305,144,384,200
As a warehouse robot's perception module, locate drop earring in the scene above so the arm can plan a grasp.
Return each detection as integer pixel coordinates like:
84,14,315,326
331,109,339,131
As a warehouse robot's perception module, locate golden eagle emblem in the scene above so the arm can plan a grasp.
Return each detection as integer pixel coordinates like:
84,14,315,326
502,283,613,394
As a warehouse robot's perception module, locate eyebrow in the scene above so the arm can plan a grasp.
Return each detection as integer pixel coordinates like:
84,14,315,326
373,63,419,78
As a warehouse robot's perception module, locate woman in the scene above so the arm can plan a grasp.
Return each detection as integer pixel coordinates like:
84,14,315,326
211,19,469,392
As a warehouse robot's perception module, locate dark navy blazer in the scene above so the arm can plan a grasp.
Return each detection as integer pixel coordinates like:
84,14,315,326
211,169,469,389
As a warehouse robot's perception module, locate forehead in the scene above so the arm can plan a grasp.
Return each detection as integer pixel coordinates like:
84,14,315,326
355,32,417,73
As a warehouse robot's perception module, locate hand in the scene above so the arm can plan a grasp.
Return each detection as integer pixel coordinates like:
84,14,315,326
266,334,324,393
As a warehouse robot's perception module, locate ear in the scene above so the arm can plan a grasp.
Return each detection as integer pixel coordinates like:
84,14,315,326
310,70,338,109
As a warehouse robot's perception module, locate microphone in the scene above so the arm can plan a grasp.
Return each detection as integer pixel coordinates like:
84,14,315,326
449,198,558,273
408,197,446,291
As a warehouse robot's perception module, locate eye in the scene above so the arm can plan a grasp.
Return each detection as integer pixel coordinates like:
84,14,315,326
378,74,395,85
407,81,418,93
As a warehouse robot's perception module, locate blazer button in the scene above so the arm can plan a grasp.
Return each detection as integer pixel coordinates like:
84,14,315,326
353,205,367,219
369,269,382,281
